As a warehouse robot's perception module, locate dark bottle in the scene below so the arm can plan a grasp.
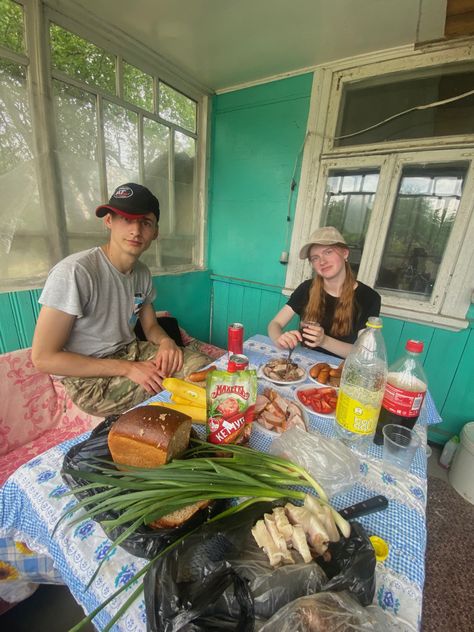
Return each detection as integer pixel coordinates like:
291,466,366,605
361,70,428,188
374,340,428,445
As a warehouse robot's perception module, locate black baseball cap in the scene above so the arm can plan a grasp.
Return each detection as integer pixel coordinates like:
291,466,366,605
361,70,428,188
96,183,160,222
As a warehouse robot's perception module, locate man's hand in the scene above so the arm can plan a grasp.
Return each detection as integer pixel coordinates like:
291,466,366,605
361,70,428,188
154,337,183,377
125,360,164,393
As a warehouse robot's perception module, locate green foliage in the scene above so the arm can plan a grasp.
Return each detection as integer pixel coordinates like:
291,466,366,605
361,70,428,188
0,0,24,53
159,81,196,132
123,61,153,112
50,23,115,93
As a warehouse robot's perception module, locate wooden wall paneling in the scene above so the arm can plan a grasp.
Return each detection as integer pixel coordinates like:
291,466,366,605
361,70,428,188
394,321,435,363
241,285,263,339
11,290,39,349
423,325,469,415
0,293,21,353
226,283,245,326
381,317,404,363
438,328,474,438
211,281,230,348
256,289,282,337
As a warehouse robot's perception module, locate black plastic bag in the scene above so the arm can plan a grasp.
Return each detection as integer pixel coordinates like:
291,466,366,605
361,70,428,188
61,416,225,560
144,501,376,632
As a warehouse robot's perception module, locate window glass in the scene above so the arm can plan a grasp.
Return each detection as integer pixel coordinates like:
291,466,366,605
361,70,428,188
336,64,474,147
0,0,24,53
159,82,196,132
103,101,139,193
375,164,466,299
0,59,48,286
123,61,154,112
321,170,379,274
143,117,169,233
53,80,103,249
50,23,115,93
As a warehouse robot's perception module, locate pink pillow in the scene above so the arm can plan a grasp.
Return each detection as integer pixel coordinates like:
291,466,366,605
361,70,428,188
0,348,63,456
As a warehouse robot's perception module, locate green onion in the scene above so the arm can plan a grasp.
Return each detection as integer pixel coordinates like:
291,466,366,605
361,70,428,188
60,439,349,630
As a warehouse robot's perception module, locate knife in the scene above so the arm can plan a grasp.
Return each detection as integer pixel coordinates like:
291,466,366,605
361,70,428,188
339,495,388,520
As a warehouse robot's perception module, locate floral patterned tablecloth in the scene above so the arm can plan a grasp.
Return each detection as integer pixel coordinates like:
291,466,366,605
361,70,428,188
0,334,440,630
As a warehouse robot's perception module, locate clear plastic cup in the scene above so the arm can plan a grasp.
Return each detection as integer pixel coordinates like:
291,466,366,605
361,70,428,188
382,424,421,470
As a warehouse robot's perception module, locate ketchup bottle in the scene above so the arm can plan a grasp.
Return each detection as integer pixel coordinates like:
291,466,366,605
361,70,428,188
373,340,428,445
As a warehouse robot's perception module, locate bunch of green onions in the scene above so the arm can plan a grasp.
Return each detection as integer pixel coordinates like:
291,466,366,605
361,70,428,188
60,439,350,631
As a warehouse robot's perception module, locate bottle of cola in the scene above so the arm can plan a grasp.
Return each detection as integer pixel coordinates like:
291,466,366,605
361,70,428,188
374,339,428,445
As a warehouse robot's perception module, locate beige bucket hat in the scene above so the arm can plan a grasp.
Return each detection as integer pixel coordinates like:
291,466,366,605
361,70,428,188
299,226,347,260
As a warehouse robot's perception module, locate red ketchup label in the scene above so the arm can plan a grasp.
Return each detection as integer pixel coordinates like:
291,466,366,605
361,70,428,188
382,383,426,418
206,369,257,445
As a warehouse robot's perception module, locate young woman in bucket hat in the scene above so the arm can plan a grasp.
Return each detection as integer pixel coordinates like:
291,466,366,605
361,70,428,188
268,226,381,359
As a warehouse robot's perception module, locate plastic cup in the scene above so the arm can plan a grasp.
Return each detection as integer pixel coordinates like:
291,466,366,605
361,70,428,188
382,424,421,470
299,320,320,348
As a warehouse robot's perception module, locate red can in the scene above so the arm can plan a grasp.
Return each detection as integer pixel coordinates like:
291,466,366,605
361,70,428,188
228,323,244,355
227,354,249,373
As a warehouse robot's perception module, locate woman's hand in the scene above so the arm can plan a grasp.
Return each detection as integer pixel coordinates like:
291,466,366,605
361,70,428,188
300,323,325,348
276,330,302,350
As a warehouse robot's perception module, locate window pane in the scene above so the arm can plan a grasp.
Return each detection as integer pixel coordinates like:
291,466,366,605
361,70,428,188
123,61,153,112
0,0,24,53
50,23,115,93
336,64,474,146
53,80,103,244
321,169,379,274
0,59,48,287
143,117,170,234
159,82,196,132
103,101,139,193
375,164,466,300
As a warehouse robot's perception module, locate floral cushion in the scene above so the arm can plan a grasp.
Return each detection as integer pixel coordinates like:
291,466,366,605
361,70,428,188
0,348,102,486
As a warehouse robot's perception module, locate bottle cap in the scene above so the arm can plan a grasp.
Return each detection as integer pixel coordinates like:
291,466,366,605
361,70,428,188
406,340,423,353
369,535,389,562
366,316,382,329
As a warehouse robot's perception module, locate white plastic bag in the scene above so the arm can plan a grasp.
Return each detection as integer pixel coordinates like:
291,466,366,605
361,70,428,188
269,427,360,497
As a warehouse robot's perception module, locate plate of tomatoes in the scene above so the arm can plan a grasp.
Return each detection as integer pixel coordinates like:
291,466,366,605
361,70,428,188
295,386,338,418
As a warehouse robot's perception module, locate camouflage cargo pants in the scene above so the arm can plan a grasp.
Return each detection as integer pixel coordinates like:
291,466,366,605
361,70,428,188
62,339,213,417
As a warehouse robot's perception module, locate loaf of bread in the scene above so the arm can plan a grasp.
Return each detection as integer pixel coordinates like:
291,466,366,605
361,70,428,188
108,405,192,468
148,499,210,529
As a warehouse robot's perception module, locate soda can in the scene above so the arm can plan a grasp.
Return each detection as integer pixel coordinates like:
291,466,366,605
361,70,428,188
228,323,244,355
227,354,249,373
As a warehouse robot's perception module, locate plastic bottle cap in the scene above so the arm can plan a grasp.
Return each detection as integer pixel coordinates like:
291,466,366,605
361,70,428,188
406,340,423,353
369,535,389,562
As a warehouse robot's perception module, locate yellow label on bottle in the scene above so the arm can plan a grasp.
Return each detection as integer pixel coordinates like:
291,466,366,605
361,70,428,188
336,390,380,435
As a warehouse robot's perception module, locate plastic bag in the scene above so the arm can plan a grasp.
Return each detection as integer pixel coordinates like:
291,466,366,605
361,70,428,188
144,501,376,631
61,416,225,560
259,590,409,632
269,427,361,497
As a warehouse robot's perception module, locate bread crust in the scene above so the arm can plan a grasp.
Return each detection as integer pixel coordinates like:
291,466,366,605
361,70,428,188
108,405,192,468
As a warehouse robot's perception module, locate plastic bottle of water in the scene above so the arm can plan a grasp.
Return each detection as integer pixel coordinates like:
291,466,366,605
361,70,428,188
335,317,388,447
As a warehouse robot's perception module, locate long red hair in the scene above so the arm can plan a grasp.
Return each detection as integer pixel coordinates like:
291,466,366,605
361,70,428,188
303,256,356,337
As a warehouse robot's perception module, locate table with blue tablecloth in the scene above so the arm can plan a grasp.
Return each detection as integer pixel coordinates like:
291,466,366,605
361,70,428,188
0,334,440,630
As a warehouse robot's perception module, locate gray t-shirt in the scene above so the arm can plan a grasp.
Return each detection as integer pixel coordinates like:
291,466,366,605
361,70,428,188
39,247,156,357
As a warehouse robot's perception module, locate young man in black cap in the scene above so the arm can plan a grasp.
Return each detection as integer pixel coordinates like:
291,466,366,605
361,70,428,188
32,183,203,416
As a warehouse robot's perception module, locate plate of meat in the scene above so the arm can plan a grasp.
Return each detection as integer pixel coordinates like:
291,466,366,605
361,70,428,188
308,361,344,388
254,388,309,435
260,357,307,385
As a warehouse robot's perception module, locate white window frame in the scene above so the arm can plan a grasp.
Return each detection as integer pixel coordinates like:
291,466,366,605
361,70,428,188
286,41,474,331
1,0,211,291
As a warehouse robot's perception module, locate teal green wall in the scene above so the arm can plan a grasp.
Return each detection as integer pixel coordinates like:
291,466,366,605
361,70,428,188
208,73,474,445
0,270,211,354
209,73,313,285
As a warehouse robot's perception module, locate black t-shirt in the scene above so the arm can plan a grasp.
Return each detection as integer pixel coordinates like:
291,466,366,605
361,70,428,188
287,279,381,352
